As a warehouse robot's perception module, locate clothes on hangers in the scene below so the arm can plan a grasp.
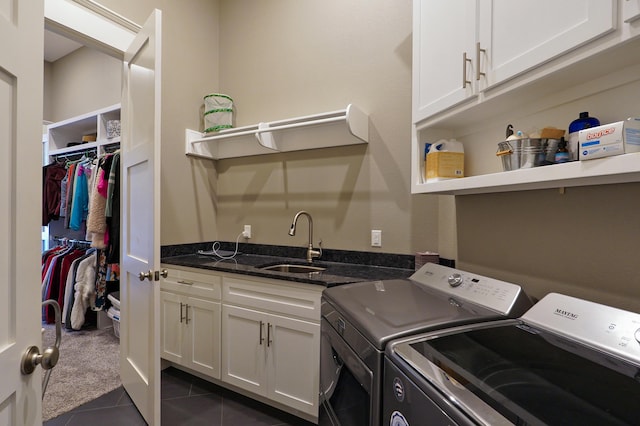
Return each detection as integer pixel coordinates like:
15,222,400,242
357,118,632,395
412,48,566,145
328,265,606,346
42,162,67,225
43,148,121,326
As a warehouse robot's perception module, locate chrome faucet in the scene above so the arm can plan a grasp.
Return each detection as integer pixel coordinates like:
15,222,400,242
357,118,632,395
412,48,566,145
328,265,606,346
288,210,322,263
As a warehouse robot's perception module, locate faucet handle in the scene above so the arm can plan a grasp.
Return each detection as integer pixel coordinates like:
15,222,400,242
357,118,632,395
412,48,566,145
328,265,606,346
307,240,322,263
310,239,322,260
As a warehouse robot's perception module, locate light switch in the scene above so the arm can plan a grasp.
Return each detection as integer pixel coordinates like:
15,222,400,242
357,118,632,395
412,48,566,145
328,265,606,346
371,230,382,247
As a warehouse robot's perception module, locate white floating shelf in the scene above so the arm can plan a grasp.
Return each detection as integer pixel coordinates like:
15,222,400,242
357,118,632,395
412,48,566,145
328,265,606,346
413,152,640,195
185,104,368,160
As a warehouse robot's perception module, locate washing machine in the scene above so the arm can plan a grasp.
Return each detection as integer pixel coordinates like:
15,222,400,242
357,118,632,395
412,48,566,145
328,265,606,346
383,292,640,425
319,262,533,426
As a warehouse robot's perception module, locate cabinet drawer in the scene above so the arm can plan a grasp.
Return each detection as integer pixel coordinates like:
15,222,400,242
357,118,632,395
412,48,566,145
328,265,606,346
223,276,321,321
162,267,222,300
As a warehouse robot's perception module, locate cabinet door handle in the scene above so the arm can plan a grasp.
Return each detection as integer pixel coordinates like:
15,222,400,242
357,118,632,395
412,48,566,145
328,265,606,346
476,42,486,81
267,323,273,347
259,320,265,345
462,51,472,88
180,302,185,323
177,280,194,285
185,304,190,325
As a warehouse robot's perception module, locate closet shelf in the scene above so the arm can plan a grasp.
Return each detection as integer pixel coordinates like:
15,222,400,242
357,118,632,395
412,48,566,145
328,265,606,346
185,104,368,160
49,137,121,157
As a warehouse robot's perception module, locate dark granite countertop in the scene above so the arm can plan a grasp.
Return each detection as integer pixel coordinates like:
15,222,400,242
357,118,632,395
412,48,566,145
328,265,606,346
161,242,416,287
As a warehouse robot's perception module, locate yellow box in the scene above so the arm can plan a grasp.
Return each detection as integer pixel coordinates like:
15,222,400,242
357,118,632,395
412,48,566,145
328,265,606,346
426,151,464,182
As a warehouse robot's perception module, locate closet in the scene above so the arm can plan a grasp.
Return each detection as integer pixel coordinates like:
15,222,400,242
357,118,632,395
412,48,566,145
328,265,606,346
42,104,121,331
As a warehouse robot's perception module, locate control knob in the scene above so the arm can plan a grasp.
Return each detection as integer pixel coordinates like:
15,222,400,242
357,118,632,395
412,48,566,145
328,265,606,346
448,273,463,288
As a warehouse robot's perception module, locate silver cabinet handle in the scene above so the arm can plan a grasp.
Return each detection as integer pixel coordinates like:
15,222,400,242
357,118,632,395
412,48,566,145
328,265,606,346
180,302,184,323
259,320,265,345
476,42,486,81
177,280,194,285
185,304,190,325
463,51,472,88
267,323,273,347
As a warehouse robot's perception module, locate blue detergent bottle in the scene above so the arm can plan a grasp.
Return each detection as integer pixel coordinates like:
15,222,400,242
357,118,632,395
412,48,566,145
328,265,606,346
568,112,600,160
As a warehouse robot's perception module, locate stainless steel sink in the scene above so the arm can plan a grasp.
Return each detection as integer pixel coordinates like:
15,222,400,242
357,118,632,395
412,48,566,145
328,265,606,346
259,264,326,274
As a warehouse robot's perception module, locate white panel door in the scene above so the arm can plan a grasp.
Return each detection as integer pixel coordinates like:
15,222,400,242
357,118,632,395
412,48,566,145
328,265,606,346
221,305,267,395
0,0,45,425
186,297,221,378
160,291,185,364
412,0,477,122
267,314,319,416
120,9,162,425
479,0,615,88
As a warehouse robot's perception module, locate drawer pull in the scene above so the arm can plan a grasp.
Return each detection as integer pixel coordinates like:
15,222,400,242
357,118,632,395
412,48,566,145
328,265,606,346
177,280,194,285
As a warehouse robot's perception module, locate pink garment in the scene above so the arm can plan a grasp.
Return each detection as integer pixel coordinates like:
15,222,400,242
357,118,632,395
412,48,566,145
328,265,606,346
97,168,108,197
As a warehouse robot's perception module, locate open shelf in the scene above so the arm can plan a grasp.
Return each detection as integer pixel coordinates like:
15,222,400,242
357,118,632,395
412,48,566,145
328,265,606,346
47,104,121,160
185,104,368,160
413,152,640,195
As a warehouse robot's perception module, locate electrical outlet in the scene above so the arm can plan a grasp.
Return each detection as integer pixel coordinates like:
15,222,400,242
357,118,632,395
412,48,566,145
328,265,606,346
243,225,252,239
371,230,382,247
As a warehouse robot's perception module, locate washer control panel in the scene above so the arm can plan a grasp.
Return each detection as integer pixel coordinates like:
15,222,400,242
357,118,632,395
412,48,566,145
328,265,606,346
410,263,530,316
522,292,640,365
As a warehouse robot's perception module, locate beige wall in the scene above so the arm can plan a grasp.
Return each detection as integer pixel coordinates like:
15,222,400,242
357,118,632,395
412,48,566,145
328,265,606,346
213,0,438,254
44,47,121,123
47,0,438,256
43,61,53,122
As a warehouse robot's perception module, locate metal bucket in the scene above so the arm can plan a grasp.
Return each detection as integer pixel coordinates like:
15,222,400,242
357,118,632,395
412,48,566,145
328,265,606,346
497,140,522,171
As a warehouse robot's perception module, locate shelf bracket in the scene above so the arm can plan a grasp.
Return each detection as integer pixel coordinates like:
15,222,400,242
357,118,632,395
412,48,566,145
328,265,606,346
255,122,279,151
185,128,218,159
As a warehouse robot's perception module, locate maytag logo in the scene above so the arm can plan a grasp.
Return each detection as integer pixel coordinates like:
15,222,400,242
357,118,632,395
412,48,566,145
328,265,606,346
554,308,579,320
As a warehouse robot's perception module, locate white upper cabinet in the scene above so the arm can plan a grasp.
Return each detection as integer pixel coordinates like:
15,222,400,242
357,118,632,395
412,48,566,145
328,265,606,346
623,0,640,24
410,0,640,195
478,0,615,90
413,1,616,124
412,0,477,122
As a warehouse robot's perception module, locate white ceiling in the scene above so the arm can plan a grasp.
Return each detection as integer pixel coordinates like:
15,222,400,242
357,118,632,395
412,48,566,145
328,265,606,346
44,29,83,62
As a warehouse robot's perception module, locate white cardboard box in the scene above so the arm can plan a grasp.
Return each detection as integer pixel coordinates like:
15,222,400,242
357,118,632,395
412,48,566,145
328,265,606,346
579,118,640,160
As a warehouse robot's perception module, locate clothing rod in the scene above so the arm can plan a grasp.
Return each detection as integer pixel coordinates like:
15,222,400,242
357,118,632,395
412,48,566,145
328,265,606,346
52,237,92,245
52,150,96,160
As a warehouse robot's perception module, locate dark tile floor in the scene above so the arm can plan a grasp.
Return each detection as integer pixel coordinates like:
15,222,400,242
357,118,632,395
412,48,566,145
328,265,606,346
44,367,316,426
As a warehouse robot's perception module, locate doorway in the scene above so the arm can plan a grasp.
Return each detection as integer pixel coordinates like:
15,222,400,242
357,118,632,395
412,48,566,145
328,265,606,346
41,2,137,420
41,40,122,422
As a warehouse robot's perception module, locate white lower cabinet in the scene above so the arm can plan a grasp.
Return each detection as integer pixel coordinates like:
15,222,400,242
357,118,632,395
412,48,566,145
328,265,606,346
161,266,322,421
160,291,221,378
221,304,320,416
160,268,222,379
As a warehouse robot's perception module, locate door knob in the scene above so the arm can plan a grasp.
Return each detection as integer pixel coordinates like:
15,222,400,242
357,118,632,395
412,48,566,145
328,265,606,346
21,345,60,374
139,270,153,281
160,269,168,278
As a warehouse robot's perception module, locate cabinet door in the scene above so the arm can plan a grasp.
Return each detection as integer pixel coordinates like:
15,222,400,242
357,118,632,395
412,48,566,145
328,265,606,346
160,291,185,365
413,0,477,122
221,305,267,396
185,297,221,379
479,0,615,88
267,313,320,416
